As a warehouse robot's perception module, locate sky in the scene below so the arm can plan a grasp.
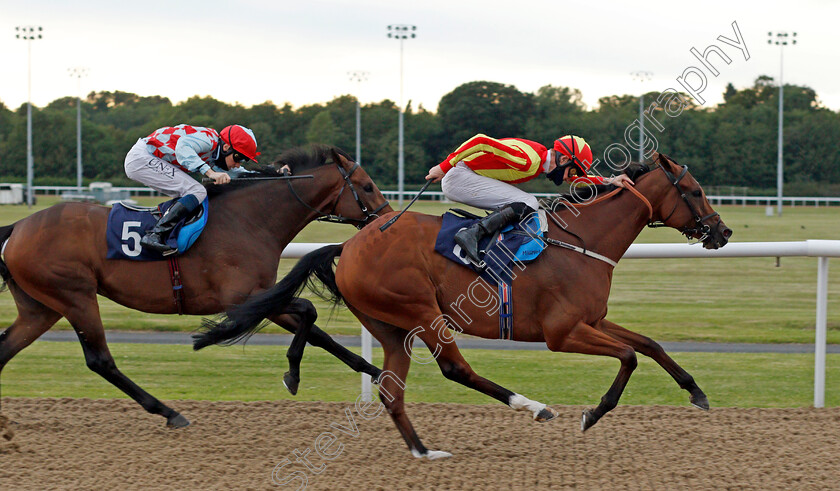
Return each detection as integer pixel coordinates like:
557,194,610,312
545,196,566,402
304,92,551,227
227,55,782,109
2,0,839,113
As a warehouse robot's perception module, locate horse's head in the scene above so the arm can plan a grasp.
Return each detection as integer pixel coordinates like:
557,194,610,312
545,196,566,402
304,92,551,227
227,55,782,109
323,149,393,229
649,153,732,249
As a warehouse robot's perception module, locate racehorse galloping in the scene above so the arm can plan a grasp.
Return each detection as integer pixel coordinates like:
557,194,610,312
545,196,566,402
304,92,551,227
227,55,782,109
0,145,391,428
196,153,732,458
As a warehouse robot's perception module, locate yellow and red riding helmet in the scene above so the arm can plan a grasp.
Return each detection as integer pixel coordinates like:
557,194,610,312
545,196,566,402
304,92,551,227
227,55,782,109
220,125,260,163
554,135,593,176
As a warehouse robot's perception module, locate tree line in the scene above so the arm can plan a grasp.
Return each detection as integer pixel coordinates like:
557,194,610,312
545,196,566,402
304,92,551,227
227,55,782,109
0,75,838,195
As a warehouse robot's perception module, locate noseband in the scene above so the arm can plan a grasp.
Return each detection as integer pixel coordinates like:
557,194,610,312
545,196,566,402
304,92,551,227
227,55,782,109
647,164,719,242
286,159,389,228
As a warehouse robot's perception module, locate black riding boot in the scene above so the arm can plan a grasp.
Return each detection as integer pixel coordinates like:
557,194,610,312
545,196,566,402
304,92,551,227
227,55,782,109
454,202,533,263
140,201,192,254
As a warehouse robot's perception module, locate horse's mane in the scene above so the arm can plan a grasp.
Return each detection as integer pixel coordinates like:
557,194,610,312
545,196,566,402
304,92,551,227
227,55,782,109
205,144,351,199
545,162,652,206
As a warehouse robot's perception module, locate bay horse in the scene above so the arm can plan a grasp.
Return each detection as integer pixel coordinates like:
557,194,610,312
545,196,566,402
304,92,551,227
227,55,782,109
0,144,391,428
195,153,732,458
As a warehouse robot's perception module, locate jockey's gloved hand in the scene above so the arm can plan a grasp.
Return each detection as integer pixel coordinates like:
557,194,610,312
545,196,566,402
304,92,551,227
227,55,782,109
206,170,231,185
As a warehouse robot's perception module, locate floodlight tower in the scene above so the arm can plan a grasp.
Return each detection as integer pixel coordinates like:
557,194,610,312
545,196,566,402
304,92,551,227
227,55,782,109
15,25,43,207
631,71,653,163
387,24,416,206
768,31,797,216
69,67,89,192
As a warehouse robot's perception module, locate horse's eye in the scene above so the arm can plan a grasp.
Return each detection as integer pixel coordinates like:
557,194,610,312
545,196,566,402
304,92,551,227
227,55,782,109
692,190,703,198
363,184,374,193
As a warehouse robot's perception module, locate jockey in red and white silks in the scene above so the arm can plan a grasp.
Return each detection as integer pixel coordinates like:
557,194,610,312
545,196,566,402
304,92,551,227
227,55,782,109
124,123,260,253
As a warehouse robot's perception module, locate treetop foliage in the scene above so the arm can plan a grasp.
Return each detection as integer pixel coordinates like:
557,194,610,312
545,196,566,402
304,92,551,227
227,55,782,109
0,75,837,195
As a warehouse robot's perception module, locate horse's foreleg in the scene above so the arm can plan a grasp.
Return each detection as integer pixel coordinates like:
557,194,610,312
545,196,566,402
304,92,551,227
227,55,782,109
596,318,708,410
63,299,189,428
269,298,382,395
551,321,637,432
268,299,318,395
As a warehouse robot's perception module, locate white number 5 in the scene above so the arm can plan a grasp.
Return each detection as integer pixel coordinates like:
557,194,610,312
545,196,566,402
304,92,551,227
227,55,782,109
121,221,143,257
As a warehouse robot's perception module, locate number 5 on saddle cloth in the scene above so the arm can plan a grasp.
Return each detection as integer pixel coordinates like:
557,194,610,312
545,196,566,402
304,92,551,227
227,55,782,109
106,198,209,261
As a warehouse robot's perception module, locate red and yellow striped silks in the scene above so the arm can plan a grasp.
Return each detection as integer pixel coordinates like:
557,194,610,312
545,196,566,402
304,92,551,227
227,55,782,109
439,134,549,184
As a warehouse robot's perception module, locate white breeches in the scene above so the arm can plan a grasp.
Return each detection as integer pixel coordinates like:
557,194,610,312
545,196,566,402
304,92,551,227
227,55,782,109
124,139,207,202
440,162,540,211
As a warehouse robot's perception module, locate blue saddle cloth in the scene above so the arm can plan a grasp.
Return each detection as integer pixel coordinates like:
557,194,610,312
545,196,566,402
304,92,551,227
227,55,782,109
106,198,209,261
433,211,545,284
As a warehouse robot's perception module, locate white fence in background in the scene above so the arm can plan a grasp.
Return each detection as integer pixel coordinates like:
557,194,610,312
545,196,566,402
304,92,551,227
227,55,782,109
378,190,840,207
20,186,840,207
281,240,839,408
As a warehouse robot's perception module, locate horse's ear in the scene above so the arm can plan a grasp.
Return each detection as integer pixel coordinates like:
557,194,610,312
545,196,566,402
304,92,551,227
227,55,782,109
657,153,672,169
330,149,349,169
650,151,661,163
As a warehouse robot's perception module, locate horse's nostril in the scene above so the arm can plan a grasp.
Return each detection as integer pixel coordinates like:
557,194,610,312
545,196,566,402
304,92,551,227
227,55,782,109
723,228,733,239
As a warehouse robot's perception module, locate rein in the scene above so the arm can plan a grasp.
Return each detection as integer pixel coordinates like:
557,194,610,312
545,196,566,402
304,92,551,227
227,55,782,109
535,182,653,269
285,160,389,228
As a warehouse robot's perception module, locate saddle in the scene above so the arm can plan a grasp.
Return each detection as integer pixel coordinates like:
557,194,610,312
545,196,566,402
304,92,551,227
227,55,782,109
106,198,209,261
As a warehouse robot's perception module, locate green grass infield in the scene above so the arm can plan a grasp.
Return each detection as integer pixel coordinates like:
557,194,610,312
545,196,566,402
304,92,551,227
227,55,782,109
2,342,837,407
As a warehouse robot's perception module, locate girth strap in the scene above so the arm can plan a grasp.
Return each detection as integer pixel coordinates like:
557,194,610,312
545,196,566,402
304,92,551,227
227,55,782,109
167,256,185,315
498,280,513,340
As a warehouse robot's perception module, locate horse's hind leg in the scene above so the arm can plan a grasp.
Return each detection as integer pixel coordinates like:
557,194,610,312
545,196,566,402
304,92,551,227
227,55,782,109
350,311,451,460
0,283,63,421
413,316,558,423
596,318,708,410
62,297,189,428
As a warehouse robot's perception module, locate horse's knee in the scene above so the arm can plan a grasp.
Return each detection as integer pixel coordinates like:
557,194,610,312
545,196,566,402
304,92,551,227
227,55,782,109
290,299,318,326
641,337,665,357
438,360,470,383
619,347,637,371
85,355,116,375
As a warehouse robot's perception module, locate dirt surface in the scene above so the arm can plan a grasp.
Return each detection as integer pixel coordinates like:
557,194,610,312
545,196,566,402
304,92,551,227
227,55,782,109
1,397,839,490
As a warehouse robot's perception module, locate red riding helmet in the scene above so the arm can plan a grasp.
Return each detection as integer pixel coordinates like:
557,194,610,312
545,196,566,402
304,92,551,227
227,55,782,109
220,125,260,163
554,135,593,175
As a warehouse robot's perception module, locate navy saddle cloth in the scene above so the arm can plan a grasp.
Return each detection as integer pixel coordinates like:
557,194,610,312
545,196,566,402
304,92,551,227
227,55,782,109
106,198,209,261
434,211,545,284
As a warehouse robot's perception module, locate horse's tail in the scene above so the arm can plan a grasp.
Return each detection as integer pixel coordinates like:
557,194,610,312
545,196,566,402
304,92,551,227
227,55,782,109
0,224,15,292
192,243,345,350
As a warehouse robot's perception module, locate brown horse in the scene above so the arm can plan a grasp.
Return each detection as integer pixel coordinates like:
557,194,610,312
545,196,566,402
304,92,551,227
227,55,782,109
0,145,391,428
195,153,732,458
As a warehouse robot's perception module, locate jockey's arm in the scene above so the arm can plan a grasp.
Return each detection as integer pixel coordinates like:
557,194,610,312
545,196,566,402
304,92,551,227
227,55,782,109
175,134,215,175
570,174,634,188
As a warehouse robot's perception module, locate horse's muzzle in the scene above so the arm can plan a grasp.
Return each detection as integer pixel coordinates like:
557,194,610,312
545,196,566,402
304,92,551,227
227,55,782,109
704,222,732,250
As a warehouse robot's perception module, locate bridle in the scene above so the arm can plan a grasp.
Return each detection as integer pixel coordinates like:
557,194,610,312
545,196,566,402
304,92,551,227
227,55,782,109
285,159,389,228
647,164,720,242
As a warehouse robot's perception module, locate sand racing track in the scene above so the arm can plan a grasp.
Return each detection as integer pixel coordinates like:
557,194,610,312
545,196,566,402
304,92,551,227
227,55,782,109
1,398,838,490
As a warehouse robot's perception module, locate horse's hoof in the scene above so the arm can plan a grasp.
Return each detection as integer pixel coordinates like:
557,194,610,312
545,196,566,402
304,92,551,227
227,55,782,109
690,393,710,411
283,372,299,396
166,413,191,429
535,406,558,423
412,449,453,460
370,369,383,385
0,415,15,441
581,409,599,432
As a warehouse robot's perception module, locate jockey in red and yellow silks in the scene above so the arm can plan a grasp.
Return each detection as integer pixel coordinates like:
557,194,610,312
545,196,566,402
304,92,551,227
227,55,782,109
426,133,634,264
437,134,608,186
